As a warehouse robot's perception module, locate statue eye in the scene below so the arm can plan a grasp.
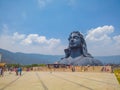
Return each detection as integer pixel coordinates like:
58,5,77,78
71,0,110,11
74,36,79,39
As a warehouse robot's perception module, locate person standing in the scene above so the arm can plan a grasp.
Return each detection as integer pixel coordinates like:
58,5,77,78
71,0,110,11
15,67,18,76
0,67,2,76
18,67,22,76
0,67,4,77
19,67,22,76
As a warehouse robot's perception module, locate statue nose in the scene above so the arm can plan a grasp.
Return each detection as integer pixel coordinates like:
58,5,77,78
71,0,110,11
70,39,74,42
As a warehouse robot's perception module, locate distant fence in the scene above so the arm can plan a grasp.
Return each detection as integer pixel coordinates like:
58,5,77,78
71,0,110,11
23,66,112,73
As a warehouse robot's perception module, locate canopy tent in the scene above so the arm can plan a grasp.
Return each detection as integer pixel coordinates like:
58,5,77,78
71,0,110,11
0,63,6,67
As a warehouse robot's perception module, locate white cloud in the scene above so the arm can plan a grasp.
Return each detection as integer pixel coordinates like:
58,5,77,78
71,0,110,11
0,25,65,55
37,36,47,43
1,24,9,34
112,35,120,52
20,33,62,54
21,34,60,47
13,32,25,40
85,25,120,56
0,24,120,56
21,34,39,45
68,0,77,7
113,35,120,45
21,12,27,20
86,25,114,41
37,0,52,9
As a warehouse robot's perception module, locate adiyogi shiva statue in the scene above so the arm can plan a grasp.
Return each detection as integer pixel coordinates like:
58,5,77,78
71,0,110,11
58,31,102,66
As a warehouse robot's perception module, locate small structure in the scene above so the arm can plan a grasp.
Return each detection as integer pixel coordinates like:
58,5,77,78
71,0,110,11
47,64,70,68
0,63,6,68
0,53,6,68
0,53,2,62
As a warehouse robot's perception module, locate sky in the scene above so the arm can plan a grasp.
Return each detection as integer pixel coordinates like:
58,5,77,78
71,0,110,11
0,0,120,56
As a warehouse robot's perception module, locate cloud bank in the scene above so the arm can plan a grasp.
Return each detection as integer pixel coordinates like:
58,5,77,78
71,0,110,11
86,25,120,56
0,25,120,56
0,25,65,55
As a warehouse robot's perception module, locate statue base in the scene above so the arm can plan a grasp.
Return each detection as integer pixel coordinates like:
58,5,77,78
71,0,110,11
59,55,102,66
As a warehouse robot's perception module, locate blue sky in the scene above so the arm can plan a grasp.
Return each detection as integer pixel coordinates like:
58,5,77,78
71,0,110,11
0,0,120,56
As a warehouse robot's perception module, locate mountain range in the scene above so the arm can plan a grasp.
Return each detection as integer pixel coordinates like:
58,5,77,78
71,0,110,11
0,48,62,64
0,48,120,65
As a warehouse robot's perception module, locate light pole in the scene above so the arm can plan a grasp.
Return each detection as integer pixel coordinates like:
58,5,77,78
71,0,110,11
0,53,2,62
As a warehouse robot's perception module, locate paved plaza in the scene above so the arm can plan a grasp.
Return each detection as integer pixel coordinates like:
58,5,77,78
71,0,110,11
0,71,120,90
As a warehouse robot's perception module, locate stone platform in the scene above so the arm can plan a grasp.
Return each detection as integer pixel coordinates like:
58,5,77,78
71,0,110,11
0,71,120,90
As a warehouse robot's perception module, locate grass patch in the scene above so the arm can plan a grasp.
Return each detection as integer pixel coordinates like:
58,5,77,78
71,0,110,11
114,69,120,84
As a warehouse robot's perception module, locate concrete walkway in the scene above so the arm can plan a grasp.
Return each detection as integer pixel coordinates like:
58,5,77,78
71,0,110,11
0,71,120,90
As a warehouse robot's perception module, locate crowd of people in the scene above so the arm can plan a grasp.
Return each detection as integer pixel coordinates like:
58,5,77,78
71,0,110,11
9,67,22,76
15,67,22,76
0,67,22,77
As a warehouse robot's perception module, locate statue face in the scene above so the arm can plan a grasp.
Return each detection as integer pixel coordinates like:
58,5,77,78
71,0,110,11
69,33,81,48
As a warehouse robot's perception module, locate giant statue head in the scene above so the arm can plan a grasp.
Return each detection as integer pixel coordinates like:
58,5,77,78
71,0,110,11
65,31,90,57
59,31,102,66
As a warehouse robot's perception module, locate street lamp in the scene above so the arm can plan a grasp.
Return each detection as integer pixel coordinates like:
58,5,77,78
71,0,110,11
0,53,2,62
